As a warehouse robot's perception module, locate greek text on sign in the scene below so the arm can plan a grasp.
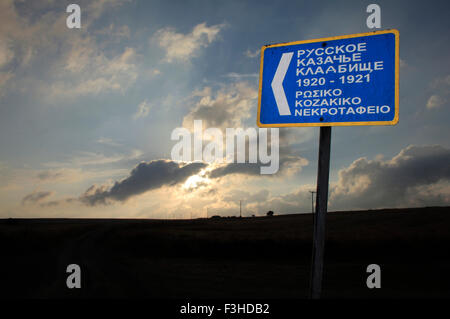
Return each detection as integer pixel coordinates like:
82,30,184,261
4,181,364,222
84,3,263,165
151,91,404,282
257,30,399,127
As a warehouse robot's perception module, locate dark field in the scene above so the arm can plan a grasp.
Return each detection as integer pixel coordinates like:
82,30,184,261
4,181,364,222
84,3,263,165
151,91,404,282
1,206,449,299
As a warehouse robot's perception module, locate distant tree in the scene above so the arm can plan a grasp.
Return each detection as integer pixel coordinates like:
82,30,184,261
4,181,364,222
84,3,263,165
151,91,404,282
211,215,221,219
251,214,255,217
266,211,274,217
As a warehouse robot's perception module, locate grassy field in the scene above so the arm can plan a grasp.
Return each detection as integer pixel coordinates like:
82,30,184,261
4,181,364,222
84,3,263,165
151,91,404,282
0,206,449,298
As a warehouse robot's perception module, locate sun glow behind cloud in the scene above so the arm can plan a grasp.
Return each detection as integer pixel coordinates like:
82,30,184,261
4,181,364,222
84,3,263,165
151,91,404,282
182,174,209,191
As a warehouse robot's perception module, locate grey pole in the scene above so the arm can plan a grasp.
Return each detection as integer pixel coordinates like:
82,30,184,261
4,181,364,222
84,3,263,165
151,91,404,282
310,126,332,299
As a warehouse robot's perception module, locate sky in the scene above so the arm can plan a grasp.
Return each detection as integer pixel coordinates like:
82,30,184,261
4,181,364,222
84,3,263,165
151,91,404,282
0,0,449,218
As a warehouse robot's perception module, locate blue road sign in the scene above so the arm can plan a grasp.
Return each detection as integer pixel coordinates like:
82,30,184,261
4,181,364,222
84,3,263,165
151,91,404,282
257,30,399,127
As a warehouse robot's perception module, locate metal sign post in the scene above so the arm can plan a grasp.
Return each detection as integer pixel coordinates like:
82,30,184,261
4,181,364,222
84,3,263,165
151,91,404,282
310,126,332,299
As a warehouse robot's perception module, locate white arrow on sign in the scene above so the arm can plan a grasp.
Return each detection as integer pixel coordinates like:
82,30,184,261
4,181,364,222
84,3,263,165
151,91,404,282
271,52,293,116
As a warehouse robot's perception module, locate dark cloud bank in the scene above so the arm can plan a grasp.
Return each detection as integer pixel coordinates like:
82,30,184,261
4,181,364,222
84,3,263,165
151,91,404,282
80,160,207,206
37,144,449,209
79,152,306,206
329,144,450,209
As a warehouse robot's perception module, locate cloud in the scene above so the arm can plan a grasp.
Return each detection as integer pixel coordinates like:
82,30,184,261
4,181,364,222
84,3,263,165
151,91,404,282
239,145,450,214
74,144,450,215
50,45,138,98
180,82,310,178
80,160,207,205
203,127,310,178
241,144,450,215
44,149,143,168
36,170,63,181
426,94,446,109
0,23,15,95
22,191,53,205
206,154,308,179
0,0,136,99
223,72,259,79
244,49,260,58
96,137,123,147
182,82,257,131
155,22,224,62
207,163,261,179
0,1,34,72
329,144,450,209
427,75,450,109
34,168,94,184
95,24,130,39
0,40,14,68
133,100,151,119
399,58,407,68
77,141,308,207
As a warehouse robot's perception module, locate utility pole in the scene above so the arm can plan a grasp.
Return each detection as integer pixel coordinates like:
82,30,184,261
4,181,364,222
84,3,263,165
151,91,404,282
309,191,316,214
239,200,242,218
